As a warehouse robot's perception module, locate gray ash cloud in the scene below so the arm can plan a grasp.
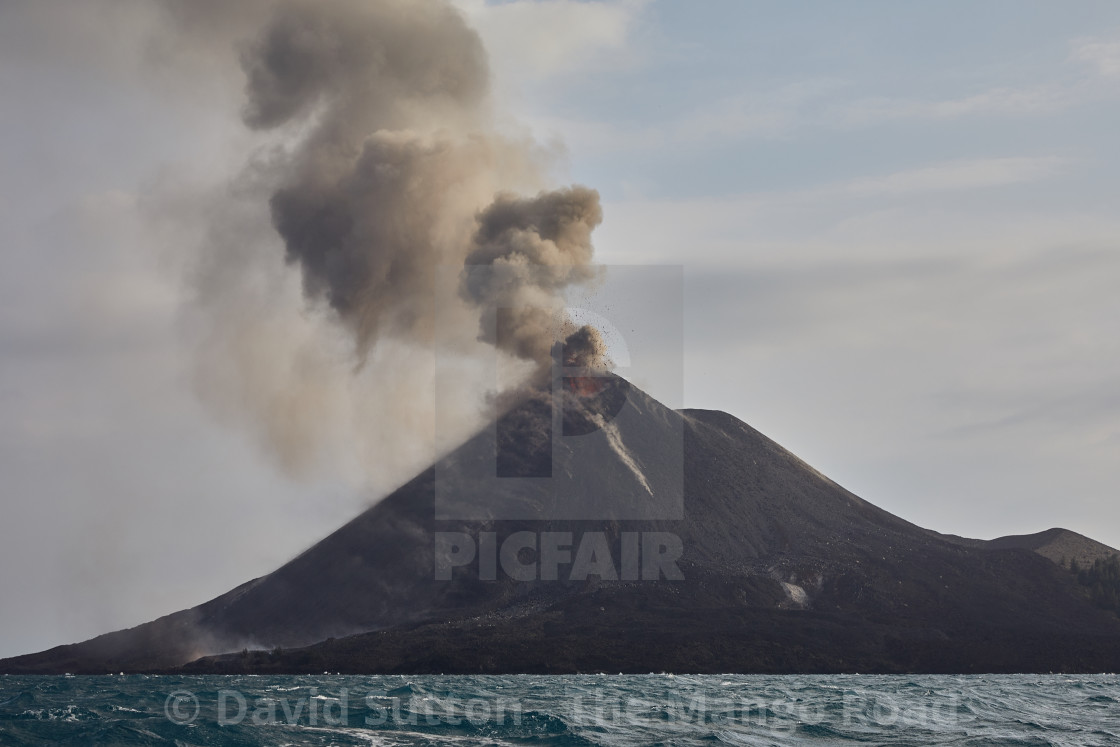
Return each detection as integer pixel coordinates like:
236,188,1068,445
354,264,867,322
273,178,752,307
229,0,606,369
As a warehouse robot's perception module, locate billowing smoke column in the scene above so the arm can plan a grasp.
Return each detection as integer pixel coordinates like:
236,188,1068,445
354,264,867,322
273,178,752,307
461,186,604,367
159,0,614,488
238,0,607,371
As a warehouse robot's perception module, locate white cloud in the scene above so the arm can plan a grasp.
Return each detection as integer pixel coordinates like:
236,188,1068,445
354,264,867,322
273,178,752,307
593,154,1079,266
839,156,1071,197
1072,35,1120,78
517,27,1120,158
520,80,1087,158
516,78,844,157
836,85,1074,126
453,0,648,80
837,33,1120,127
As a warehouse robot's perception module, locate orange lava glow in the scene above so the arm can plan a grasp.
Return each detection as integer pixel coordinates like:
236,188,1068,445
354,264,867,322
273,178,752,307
564,376,607,397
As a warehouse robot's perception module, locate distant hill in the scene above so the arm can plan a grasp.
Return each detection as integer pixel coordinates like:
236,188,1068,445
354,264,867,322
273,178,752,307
988,528,1119,568
4,376,1119,674
940,527,1119,569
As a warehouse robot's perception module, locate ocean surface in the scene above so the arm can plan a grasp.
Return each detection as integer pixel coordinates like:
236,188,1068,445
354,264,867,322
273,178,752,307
1,674,1117,745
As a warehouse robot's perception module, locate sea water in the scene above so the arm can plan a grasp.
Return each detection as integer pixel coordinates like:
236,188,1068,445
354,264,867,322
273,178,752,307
1,674,1118,745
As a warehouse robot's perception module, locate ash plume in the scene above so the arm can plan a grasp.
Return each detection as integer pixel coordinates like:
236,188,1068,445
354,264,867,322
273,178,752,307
235,0,606,368
159,0,610,483
562,324,611,371
461,186,605,367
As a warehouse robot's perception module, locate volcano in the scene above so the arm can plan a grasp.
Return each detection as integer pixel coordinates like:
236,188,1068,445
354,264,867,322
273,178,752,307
3,375,1120,674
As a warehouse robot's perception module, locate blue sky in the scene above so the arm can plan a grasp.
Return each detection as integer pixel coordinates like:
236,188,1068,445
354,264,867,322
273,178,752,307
1,0,1119,658
462,0,1120,542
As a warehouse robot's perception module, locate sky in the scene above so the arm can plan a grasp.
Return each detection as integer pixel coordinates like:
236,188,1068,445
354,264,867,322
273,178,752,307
2,0,1119,658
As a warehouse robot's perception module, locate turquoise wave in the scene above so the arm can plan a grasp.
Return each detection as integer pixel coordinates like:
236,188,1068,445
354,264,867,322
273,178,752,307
1,673,1118,745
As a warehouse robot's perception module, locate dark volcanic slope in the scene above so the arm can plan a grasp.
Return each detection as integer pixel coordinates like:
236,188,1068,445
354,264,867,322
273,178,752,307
3,377,1119,674
942,527,1120,568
